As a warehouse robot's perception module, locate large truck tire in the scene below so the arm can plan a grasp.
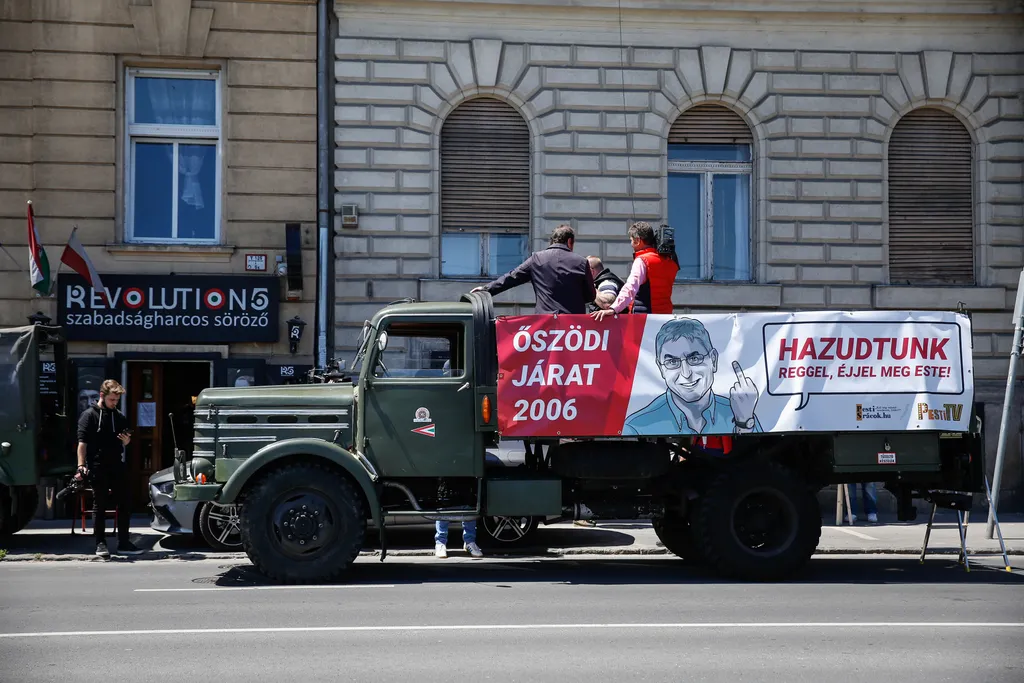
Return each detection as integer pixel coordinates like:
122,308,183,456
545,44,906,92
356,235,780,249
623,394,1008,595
0,485,12,538
692,459,821,581
0,485,38,537
11,485,39,534
652,515,698,563
240,462,366,583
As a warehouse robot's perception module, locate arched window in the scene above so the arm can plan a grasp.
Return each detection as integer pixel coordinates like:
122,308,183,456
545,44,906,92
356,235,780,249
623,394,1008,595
667,104,754,281
888,108,974,284
440,97,530,278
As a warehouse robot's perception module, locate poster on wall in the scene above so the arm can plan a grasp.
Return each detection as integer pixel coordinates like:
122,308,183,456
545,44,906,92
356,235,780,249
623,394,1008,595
495,311,974,437
56,274,279,344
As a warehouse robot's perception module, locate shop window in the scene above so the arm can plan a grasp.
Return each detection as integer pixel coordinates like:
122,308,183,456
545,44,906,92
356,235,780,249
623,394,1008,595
440,98,530,278
888,108,974,284
667,104,753,282
125,68,221,244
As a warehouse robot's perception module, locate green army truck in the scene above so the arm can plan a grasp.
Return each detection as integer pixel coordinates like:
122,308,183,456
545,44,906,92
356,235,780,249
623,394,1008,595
0,324,74,538
172,293,984,582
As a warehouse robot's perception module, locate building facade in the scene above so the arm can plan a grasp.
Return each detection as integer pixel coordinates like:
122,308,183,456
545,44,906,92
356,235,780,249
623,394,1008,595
0,0,319,505
331,0,1024,502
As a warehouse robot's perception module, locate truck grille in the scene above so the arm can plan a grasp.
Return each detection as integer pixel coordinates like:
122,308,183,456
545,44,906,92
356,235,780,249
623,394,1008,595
192,407,351,458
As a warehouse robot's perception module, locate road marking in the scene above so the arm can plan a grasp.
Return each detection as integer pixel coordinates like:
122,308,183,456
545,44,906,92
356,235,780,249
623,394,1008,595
2,623,1021,639
830,527,880,541
134,584,395,593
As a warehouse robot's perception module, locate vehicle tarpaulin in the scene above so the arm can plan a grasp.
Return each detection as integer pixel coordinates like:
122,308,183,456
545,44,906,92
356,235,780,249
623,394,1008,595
0,326,35,429
495,311,974,438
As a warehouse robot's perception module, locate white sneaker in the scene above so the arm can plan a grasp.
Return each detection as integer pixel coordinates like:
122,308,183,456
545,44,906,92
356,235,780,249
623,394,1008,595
846,514,857,524
463,541,483,558
434,543,447,559
866,513,878,523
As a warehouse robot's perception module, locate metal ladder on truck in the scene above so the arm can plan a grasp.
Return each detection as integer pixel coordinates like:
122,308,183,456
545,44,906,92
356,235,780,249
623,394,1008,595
919,475,1012,573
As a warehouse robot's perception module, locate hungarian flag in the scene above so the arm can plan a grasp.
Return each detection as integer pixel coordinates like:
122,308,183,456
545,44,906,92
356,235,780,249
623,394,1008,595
27,202,51,295
61,229,109,305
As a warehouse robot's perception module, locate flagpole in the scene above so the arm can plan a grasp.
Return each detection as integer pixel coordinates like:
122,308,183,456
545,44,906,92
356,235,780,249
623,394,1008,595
49,225,74,296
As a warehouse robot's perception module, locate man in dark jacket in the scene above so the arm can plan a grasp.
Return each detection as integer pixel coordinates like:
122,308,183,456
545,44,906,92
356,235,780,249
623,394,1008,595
586,256,626,313
471,225,596,314
76,379,141,557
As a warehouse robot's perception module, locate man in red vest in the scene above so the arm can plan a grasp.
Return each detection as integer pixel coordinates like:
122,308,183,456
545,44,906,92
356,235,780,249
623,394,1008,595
591,221,679,320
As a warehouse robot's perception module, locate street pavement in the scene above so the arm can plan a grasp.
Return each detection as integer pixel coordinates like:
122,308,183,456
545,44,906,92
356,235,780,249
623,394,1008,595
0,554,1022,682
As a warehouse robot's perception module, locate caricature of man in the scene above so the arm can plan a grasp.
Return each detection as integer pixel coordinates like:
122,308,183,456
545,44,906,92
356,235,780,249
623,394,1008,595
623,318,761,436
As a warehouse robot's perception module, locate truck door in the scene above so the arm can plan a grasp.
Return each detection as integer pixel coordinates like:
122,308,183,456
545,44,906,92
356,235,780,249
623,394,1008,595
361,317,481,477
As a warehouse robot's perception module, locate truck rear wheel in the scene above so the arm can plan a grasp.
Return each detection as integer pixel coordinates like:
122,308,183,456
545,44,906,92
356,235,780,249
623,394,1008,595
0,485,12,538
652,516,697,563
692,460,820,581
240,463,366,583
0,485,38,537
11,485,39,534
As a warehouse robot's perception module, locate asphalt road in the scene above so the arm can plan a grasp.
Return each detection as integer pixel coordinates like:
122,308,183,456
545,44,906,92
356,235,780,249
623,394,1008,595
1,555,1022,683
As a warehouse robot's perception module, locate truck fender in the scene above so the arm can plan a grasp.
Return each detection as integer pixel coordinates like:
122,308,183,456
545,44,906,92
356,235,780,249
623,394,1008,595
216,438,381,527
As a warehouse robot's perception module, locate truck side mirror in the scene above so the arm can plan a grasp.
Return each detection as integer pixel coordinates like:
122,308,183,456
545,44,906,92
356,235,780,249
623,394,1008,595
377,332,388,352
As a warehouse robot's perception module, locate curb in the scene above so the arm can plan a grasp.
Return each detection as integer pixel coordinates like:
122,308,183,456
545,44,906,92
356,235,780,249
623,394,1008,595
2,546,1019,562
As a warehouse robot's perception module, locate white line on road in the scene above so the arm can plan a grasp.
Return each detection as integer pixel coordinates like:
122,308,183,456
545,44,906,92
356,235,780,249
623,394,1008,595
2,623,1021,639
134,585,395,593
830,527,880,541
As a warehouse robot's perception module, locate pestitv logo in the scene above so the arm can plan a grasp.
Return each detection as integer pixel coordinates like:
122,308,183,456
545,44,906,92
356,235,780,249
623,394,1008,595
916,402,963,422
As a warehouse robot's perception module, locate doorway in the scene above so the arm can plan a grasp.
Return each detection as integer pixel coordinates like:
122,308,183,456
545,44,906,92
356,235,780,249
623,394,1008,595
124,361,211,511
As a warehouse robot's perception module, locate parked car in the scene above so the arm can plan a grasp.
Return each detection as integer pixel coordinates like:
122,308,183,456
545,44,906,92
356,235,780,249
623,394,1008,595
150,468,241,551
150,441,546,552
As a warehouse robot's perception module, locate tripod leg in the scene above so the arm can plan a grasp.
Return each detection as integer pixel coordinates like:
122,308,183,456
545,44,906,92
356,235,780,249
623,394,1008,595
956,511,971,572
920,503,937,564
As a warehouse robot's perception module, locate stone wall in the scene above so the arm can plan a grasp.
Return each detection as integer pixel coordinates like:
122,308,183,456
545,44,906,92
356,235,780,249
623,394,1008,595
0,0,318,360
332,35,1023,376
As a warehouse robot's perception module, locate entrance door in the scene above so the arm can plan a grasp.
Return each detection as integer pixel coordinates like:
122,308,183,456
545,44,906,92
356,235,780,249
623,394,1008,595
362,318,481,478
127,363,164,511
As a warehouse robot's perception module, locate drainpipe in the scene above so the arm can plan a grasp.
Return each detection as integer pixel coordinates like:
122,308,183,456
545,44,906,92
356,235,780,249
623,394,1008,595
314,0,332,369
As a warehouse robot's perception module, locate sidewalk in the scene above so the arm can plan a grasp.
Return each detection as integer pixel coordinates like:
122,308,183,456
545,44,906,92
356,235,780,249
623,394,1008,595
3,512,1022,562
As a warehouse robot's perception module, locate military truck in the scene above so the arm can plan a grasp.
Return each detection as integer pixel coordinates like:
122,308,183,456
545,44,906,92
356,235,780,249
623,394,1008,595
0,324,73,537
173,293,983,582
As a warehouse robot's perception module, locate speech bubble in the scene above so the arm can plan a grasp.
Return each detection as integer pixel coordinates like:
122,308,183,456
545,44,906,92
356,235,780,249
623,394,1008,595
761,320,966,411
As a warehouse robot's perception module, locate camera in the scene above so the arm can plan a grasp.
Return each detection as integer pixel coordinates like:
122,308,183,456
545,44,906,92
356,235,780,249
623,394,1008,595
656,223,679,266
55,471,89,501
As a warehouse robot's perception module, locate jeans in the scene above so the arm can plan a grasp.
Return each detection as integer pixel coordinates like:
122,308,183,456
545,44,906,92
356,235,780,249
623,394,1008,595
846,482,878,517
90,461,132,543
435,519,476,545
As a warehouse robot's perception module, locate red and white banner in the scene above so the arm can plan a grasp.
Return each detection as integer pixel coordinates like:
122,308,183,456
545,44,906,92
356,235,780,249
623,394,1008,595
496,311,974,438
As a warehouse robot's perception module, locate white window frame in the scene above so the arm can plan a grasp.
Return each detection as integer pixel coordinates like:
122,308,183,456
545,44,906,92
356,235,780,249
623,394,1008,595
124,68,222,244
440,229,529,279
668,157,753,281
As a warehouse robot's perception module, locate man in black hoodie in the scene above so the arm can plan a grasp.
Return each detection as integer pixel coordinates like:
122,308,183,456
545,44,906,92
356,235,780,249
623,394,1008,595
76,379,141,557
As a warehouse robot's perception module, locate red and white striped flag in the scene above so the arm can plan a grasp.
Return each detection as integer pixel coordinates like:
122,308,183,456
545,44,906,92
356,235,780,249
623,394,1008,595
60,229,109,305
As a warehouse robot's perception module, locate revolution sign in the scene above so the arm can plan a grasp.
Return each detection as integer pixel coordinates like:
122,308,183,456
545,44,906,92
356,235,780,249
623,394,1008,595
495,311,973,437
56,273,279,343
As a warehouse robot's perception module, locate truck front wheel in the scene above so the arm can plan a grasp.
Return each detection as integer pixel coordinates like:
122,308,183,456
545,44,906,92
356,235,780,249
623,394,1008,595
692,460,821,581
240,463,366,583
